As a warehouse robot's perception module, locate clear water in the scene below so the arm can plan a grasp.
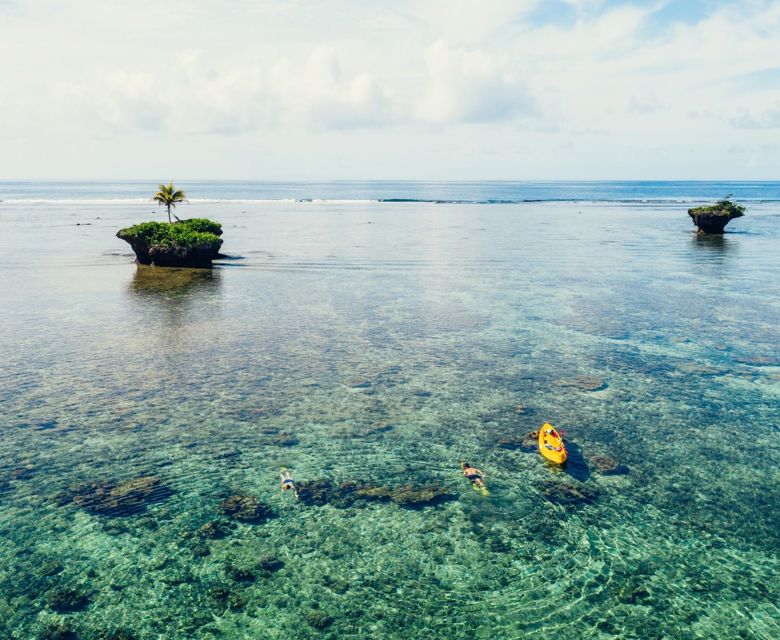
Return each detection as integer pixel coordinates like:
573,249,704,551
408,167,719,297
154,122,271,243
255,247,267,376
1,183,778,639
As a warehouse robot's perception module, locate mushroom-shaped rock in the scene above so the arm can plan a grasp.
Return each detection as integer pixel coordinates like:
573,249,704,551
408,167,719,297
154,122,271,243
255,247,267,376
117,218,223,267
688,199,745,235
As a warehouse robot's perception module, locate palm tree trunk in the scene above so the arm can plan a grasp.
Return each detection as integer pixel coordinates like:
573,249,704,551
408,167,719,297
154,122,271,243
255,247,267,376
167,204,172,223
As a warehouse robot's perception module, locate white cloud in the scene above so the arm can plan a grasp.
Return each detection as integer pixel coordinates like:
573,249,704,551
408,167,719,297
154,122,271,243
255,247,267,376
271,47,397,130
1,0,780,178
415,41,533,124
409,0,540,44
731,102,780,129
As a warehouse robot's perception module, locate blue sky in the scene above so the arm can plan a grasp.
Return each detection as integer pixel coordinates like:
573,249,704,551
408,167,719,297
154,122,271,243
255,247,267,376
0,0,779,179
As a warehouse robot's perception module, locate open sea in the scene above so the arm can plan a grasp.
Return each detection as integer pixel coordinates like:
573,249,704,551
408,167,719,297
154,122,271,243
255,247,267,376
0,181,778,639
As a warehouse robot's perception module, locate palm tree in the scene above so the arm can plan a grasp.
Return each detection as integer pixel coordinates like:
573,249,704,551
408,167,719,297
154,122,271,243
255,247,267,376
153,182,187,222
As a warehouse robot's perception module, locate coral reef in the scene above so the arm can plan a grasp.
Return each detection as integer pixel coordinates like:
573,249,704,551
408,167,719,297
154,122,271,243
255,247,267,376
3,196,779,640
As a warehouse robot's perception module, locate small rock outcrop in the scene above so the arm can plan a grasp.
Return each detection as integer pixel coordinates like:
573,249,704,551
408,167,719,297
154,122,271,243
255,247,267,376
117,218,223,267
688,199,745,234
70,476,173,516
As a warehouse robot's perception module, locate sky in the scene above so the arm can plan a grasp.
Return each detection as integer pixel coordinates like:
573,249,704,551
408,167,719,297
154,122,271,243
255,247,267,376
1,0,779,179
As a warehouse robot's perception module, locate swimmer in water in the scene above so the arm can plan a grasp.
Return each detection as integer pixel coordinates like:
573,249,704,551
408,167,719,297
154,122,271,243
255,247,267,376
280,468,298,499
461,461,487,490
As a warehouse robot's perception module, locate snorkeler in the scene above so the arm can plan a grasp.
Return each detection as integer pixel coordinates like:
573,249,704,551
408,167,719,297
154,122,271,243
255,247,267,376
280,468,298,499
460,461,487,490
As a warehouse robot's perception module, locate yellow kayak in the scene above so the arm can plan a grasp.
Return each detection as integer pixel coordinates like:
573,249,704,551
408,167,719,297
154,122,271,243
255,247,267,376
538,423,567,464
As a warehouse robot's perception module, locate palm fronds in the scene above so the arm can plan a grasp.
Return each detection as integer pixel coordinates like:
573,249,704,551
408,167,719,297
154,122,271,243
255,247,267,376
152,181,187,222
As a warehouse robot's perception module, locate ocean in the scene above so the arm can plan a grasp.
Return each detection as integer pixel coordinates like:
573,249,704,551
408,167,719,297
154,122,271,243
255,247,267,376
2,179,780,204
0,181,778,639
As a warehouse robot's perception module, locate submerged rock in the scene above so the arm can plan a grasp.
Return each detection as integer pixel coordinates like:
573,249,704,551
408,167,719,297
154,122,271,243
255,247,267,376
298,479,453,509
676,362,725,376
226,555,284,583
94,630,137,640
198,520,233,539
543,482,599,507
335,422,394,439
570,376,608,391
226,562,258,583
389,485,453,508
273,433,299,447
38,621,80,640
11,464,36,480
71,476,173,517
345,377,372,389
733,355,780,367
213,448,242,460
496,432,537,451
297,480,338,506
46,587,91,612
588,454,630,476
218,495,273,523
257,555,285,573
688,199,745,234
305,609,334,630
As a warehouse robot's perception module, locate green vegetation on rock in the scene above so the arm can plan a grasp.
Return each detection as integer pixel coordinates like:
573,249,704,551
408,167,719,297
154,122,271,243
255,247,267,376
688,199,746,218
116,218,223,267
118,219,222,248
688,198,746,234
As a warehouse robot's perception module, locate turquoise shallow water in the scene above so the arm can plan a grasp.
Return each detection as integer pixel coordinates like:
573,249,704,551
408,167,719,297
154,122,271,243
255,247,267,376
0,195,779,639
